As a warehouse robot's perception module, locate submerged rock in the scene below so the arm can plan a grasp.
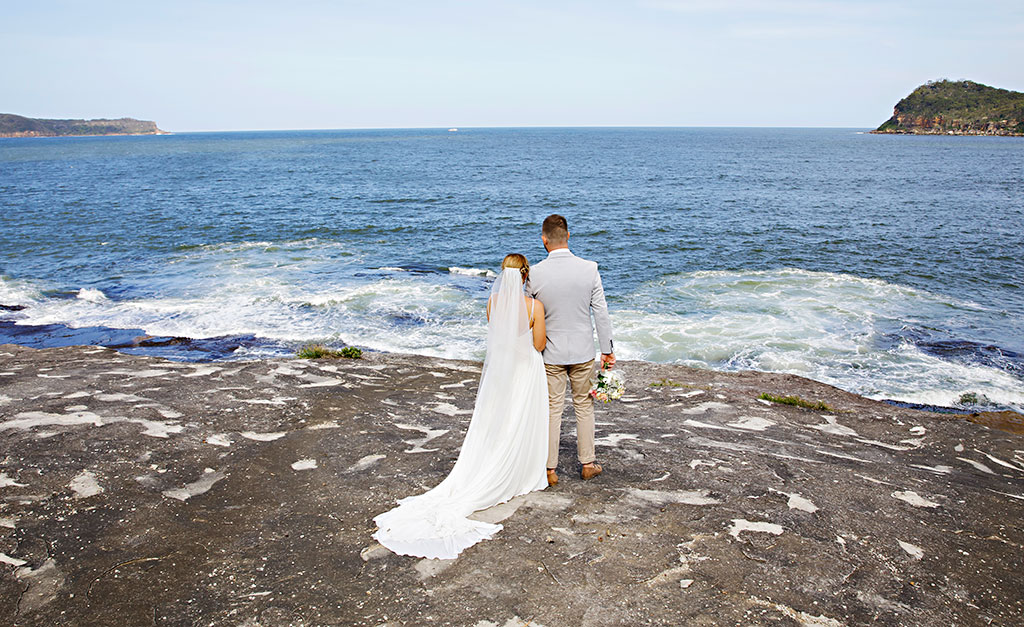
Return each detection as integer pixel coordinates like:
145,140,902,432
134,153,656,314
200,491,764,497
0,344,1021,625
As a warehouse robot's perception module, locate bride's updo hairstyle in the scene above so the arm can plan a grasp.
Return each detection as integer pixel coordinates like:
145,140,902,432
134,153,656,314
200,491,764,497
501,253,530,285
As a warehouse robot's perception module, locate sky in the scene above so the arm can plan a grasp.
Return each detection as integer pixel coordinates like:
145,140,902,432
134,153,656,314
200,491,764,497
4,0,1023,131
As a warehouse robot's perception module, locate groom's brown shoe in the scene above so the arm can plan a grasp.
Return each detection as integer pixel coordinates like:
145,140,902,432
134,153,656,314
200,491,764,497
547,469,558,486
581,462,603,480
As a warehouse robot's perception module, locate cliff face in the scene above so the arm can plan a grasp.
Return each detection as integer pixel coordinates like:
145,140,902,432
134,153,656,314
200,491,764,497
0,114,166,138
873,80,1024,136
887,113,1023,135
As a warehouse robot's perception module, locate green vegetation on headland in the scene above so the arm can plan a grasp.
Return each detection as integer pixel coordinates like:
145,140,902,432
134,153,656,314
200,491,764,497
0,113,166,138
872,80,1024,136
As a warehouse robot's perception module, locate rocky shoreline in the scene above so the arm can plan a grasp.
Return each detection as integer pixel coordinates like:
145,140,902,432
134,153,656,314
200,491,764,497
870,124,1024,137
1,344,1022,625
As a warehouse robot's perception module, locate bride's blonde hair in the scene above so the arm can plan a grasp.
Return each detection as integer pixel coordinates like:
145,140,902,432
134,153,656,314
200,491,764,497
501,253,529,285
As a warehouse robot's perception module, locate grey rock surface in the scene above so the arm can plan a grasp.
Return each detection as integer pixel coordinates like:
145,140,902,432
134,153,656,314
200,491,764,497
0,344,1021,626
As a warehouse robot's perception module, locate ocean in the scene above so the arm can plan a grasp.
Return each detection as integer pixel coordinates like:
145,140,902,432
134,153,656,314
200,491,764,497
1,127,1022,412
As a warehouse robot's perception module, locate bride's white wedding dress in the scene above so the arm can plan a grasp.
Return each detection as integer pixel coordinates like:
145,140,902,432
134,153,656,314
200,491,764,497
372,268,549,559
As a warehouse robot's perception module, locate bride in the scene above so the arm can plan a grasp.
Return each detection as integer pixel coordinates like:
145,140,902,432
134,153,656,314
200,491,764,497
373,254,550,559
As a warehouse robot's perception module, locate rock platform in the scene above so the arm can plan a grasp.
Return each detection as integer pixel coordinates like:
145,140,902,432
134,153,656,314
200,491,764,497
0,344,1022,626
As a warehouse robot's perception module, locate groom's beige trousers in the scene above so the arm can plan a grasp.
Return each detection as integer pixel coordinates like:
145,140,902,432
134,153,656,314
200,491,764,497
545,360,596,468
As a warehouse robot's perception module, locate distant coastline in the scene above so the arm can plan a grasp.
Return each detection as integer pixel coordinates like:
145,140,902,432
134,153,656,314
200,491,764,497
0,113,167,138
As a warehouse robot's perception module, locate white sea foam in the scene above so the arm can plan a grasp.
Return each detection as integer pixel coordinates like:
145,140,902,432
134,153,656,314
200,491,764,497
448,266,496,277
173,240,283,255
5,259,1022,412
613,269,1024,412
0,275,41,307
77,288,108,303
14,271,488,361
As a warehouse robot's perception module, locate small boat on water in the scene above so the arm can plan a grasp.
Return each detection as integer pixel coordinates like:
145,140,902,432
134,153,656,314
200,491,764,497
448,128,458,132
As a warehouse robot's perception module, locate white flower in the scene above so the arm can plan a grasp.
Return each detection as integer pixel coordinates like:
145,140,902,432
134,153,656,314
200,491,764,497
590,369,625,403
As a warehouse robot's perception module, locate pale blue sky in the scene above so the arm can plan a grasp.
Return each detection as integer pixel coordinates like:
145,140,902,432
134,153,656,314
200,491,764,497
4,1,1022,131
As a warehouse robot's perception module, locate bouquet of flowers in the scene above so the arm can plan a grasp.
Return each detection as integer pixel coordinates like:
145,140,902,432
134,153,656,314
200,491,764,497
590,366,625,403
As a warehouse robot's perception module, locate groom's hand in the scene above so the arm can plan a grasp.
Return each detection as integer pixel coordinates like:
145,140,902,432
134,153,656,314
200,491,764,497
601,353,616,369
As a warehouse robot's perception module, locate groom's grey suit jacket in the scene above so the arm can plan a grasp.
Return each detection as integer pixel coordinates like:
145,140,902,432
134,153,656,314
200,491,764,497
528,248,613,365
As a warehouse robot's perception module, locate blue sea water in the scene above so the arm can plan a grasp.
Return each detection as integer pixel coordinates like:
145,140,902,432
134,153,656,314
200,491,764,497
1,127,1022,411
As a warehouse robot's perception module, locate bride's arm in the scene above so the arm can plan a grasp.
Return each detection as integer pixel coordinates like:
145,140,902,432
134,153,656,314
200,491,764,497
531,299,546,352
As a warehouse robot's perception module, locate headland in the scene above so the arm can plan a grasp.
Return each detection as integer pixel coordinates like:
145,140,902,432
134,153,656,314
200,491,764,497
0,114,166,138
872,80,1024,136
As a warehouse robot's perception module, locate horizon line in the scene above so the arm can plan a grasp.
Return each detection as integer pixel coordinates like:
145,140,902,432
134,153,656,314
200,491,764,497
166,124,877,133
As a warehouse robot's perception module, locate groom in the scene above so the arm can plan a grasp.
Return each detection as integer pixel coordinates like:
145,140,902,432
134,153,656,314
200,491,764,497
528,214,615,485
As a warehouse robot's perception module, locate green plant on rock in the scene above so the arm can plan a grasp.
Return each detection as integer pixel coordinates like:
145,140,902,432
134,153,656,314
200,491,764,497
651,378,684,387
297,344,336,359
957,391,993,407
297,344,362,359
958,392,980,405
759,393,834,412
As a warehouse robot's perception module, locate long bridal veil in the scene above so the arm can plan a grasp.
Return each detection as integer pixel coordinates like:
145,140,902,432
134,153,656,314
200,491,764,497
372,267,548,559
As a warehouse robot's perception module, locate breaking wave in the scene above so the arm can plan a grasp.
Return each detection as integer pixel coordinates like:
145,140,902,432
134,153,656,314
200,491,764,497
613,269,1024,411
3,263,1022,412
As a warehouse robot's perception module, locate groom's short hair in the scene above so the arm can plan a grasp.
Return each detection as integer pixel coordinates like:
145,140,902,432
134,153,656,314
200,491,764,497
542,214,568,243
